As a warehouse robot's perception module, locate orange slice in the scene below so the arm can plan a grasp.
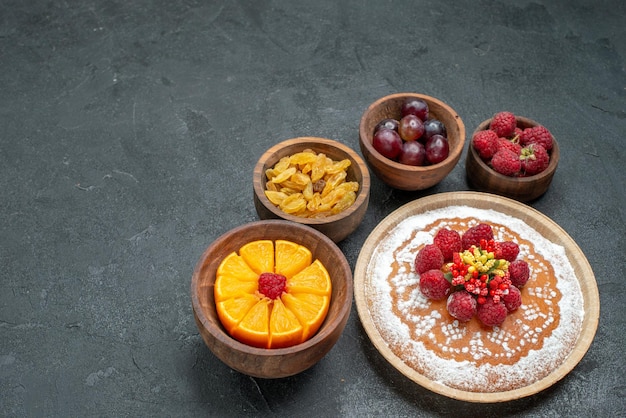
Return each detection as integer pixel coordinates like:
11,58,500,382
239,240,274,275
268,297,304,348
232,298,271,348
281,292,330,341
275,240,312,279
216,293,260,334
214,273,258,302
217,252,259,282
286,259,331,295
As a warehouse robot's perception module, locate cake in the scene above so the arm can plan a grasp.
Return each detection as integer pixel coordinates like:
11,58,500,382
364,205,585,393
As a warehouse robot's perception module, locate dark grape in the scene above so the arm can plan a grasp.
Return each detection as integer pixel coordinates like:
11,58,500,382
373,129,403,160
374,118,399,133
422,119,447,141
398,141,426,166
398,114,424,141
401,98,429,121
425,134,449,164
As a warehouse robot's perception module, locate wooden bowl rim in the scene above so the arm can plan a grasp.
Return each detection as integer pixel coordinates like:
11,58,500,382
359,92,466,172
191,219,353,357
354,191,599,403
468,116,560,184
253,137,371,225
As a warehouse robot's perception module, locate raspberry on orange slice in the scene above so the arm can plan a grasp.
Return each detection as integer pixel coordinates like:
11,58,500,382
214,239,331,349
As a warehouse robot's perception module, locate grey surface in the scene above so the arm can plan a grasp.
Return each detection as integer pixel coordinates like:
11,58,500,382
1,0,625,416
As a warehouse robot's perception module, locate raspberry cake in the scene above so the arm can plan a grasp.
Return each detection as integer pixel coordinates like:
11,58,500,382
354,193,598,402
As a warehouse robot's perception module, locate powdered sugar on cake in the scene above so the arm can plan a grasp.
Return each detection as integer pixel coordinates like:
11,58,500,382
365,205,584,392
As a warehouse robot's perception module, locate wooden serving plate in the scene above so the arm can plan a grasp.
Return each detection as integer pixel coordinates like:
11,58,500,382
354,192,599,402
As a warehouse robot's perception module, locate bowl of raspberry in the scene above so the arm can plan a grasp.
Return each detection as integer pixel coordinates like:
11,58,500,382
191,219,353,379
253,137,370,243
466,112,559,202
359,93,466,191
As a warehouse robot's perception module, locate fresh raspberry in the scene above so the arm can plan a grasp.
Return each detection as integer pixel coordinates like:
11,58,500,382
496,137,522,155
476,297,508,327
419,269,451,300
512,127,523,139
461,223,494,250
502,285,522,312
414,244,444,274
520,143,550,176
520,125,553,151
509,260,530,287
433,228,462,262
494,241,520,262
490,149,521,176
472,130,498,160
258,272,286,299
446,290,477,322
489,111,517,138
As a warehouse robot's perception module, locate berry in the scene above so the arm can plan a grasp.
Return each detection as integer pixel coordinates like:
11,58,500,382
401,98,429,121
520,125,553,151
502,285,522,312
398,141,426,166
398,114,424,141
425,134,449,164
509,260,530,287
520,143,550,176
373,128,403,160
419,269,451,300
414,244,445,274
476,297,508,327
490,111,517,138
461,223,494,250
446,291,477,322
496,137,522,155
491,149,521,176
472,130,498,159
494,241,520,262
422,119,447,141
374,118,399,134
258,273,286,299
433,228,462,261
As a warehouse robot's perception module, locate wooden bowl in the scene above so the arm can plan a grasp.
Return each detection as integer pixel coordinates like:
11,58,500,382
359,93,465,191
253,137,370,243
191,220,353,379
466,116,559,202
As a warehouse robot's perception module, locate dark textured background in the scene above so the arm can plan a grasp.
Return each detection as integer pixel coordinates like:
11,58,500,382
1,0,624,416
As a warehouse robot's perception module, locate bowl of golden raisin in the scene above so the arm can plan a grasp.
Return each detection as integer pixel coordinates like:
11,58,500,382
253,137,370,243
191,219,353,378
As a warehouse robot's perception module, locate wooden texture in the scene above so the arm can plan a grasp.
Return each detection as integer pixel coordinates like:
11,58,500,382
358,93,466,191
353,192,600,403
466,117,560,202
253,137,370,242
191,220,353,379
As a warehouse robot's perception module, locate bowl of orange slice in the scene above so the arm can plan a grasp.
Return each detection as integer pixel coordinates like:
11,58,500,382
191,219,353,378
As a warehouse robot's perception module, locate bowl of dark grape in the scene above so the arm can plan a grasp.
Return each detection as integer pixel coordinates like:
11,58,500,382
359,93,465,191
253,137,370,243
